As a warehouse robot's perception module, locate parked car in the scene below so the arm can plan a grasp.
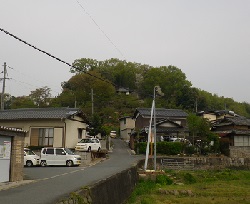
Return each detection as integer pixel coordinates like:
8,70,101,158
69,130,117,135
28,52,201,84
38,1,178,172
40,147,81,167
24,148,40,167
75,138,101,152
110,131,116,138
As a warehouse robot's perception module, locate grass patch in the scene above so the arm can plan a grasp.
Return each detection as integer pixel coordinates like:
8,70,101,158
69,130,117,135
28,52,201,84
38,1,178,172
127,169,250,204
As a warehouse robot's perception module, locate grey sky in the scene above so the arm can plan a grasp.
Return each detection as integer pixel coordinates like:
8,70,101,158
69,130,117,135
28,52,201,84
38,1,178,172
0,0,249,103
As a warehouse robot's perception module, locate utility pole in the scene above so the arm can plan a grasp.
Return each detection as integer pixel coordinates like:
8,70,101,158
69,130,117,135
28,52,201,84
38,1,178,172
1,62,7,110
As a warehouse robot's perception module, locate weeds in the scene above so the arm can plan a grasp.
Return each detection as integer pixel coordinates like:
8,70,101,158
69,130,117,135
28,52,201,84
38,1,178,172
127,169,250,204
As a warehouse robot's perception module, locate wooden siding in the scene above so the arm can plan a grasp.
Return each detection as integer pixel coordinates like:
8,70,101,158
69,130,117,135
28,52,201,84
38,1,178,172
30,128,39,146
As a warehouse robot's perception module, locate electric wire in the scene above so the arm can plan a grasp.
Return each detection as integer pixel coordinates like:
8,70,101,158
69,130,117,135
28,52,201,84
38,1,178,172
7,65,62,96
0,27,118,88
75,0,125,59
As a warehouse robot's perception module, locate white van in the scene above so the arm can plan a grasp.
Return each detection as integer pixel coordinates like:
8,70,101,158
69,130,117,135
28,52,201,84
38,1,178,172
24,148,40,167
40,147,81,167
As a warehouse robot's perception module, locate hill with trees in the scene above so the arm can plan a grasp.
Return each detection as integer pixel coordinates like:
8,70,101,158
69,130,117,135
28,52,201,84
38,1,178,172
5,58,250,135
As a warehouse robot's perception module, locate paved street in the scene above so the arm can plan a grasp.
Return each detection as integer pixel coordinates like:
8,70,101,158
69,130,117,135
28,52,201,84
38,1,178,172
0,139,144,204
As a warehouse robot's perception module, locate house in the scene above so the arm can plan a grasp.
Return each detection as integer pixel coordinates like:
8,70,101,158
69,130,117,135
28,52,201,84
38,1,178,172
119,116,135,141
130,108,189,149
211,116,250,157
116,87,131,95
0,108,88,149
197,110,238,124
133,108,188,129
139,118,189,142
0,126,26,183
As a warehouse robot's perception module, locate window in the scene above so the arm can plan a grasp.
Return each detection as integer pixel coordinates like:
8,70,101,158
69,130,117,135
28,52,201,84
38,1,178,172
56,148,65,155
46,148,54,154
38,128,54,146
78,128,83,139
234,136,250,146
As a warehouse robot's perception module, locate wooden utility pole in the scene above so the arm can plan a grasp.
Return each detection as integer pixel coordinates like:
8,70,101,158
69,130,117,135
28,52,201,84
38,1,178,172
1,62,7,110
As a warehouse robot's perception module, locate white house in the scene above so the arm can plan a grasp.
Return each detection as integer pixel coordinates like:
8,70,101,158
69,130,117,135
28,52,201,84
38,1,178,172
0,107,88,149
119,116,135,142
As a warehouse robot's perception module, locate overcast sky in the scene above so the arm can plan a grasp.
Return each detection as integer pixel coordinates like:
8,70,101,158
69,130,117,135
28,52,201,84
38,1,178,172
0,0,250,103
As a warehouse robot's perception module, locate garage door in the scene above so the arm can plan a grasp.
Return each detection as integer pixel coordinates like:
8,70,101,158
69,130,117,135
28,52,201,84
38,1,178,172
0,136,12,182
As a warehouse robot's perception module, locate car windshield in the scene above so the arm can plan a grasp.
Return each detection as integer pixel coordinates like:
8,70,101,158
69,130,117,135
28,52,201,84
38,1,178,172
64,148,74,155
25,149,36,155
79,139,91,143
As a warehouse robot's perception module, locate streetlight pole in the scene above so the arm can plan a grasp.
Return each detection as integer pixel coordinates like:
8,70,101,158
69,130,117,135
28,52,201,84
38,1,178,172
153,86,164,171
153,87,157,171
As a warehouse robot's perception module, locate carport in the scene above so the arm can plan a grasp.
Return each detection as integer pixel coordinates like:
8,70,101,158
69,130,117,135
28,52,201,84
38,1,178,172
0,126,26,183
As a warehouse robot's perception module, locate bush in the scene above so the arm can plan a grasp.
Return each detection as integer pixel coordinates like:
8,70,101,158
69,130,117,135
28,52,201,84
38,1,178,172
183,173,196,184
135,142,147,154
219,141,230,156
185,146,195,155
156,174,173,185
157,142,183,155
135,142,183,155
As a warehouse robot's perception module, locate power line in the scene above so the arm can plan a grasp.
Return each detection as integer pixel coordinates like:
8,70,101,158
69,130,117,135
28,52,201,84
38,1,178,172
7,65,62,95
0,27,118,88
75,0,125,59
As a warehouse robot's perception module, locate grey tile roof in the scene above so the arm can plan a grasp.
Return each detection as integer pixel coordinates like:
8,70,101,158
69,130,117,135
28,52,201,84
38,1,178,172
0,108,85,120
134,108,188,118
214,117,250,127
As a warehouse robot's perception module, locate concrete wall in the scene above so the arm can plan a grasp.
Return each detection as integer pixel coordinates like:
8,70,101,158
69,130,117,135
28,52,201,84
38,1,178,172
65,117,87,148
57,154,250,204
57,165,139,204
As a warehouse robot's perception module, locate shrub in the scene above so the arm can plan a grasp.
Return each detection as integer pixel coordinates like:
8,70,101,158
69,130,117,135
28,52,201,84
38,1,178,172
156,174,173,185
185,145,195,155
135,141,183,155
183,173,196,184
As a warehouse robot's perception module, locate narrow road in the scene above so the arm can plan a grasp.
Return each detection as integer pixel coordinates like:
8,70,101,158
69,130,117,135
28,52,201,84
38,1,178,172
0,139,143,204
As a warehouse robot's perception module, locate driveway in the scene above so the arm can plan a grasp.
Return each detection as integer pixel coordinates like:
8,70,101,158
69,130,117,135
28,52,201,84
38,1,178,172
0,139,144,204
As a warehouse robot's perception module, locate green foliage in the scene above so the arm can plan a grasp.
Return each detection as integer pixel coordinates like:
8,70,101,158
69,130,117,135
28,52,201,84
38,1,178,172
219,141,230,156
29,86,52,107
135,142,147,154
127,170,250,204
184,145,195,155
155,174,173,185
128,179,156,203
6,57,250,133
135,142,183,155
157,142,183,155
10,96,37,109
183,172,196,184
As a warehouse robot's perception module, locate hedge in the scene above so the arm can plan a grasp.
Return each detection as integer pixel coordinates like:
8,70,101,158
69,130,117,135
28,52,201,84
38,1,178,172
135,142,183,155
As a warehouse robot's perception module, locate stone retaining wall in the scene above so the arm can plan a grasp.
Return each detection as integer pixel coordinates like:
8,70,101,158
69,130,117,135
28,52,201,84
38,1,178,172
230,146,250,158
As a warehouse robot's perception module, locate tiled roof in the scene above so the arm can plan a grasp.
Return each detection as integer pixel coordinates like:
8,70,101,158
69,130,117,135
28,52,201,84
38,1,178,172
0,108,85,120
134,108,188,118
214,117,250,127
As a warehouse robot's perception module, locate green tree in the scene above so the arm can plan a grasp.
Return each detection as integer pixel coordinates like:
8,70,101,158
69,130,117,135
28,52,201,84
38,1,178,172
187,113,200,145
138,65,192,108
29,86,52,107
10,96,37,109
71,58,99,73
